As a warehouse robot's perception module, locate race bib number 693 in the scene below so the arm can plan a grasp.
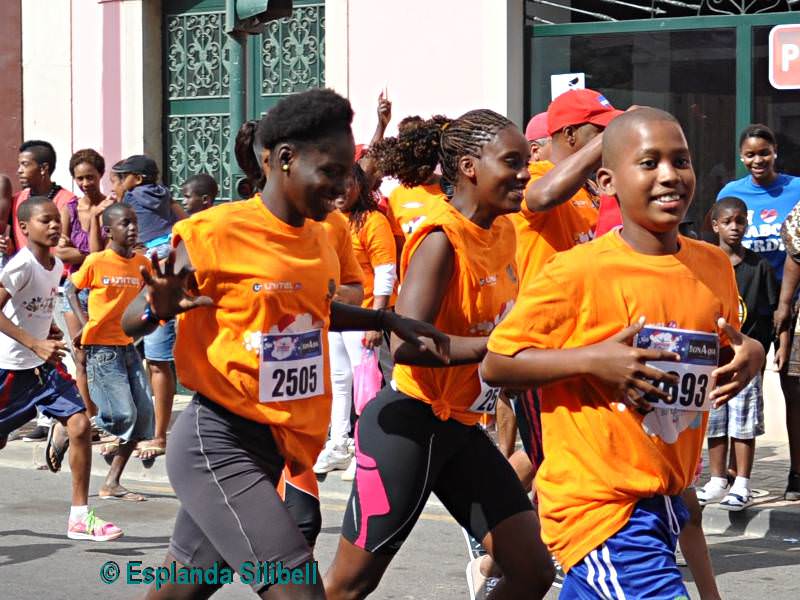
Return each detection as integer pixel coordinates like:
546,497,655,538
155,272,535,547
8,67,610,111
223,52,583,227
635,326,719,412
259,329,324,402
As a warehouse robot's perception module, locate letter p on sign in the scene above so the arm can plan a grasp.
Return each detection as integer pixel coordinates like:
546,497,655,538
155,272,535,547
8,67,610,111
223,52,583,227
770,25,800,90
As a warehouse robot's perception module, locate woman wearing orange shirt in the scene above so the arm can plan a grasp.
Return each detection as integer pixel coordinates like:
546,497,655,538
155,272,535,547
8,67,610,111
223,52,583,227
122,89,447,600
314,164,396,475
324,111,554,600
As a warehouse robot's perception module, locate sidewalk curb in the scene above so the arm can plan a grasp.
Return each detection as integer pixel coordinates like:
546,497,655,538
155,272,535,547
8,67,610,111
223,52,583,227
702,498,800,540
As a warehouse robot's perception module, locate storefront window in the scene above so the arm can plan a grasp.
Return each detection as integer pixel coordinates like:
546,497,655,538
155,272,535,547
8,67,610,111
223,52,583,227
753,25,800,177
530,29,737,224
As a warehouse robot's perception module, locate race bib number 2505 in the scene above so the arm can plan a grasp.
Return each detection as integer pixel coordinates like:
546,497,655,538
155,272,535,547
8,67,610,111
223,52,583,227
259,329,324,402
635,325,719,412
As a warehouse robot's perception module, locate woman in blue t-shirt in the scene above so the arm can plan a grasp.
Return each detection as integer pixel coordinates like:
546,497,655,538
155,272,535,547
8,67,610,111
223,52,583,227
716,124,800,280
716,124,800,502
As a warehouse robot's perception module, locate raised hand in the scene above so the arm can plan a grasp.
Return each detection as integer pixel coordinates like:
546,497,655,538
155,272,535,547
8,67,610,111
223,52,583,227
585,317,680,410
710,318,765,407
377,91,392,131
140,250,213,321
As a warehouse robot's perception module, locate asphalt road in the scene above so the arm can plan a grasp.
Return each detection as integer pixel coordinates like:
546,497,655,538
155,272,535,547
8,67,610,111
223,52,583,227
1,463,799,599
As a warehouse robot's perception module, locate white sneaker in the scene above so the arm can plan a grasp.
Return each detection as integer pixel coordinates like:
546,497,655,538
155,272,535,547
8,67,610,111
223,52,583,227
313,442,352,474
344,437,355,456
696,480,729,506
340,458,357,481
466,556,500,600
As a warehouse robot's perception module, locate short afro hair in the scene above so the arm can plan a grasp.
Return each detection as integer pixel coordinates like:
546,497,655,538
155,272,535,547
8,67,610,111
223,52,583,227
17,196,55,223
69,148,106,177
711,196,748,221
255,88,353,152
101,202,135,227
19,140,57,173
182,173,219,198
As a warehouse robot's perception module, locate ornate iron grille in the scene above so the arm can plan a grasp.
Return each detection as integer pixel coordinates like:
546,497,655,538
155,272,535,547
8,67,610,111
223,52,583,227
526,0,795,24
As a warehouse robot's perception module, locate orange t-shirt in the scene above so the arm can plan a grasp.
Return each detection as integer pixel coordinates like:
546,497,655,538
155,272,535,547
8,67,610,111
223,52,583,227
487,230,739,571
347,210,397,309
321,210,364,286
70,249,151,346
172,196,340,475
510,161,598,291
393,202,518,426
386,182,447,240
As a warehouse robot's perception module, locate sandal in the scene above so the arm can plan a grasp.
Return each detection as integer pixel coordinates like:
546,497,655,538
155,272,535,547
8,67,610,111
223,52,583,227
99,487,146,502
135,443,166,461
44,423,70,473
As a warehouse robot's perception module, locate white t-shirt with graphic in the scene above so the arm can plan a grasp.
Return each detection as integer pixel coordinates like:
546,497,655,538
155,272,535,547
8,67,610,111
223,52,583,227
0,248,62,369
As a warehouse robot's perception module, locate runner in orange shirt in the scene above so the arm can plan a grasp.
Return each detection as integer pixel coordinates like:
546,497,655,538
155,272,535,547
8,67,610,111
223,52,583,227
122,89,447,600
507,90,623,541
482,108,764,598
324,110,554,600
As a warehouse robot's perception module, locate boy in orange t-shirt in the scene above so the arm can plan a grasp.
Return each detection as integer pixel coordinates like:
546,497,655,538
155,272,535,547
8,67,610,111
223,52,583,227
68,203,153,502
482,108,765,598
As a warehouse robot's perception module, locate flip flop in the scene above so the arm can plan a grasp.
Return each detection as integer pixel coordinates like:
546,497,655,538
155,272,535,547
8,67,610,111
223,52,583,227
99,488,146,502
136,445,166,461
45,423,69,473
100,441,120,456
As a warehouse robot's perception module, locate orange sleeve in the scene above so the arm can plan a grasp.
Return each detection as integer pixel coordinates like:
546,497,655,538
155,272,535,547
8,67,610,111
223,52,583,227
70,253,95,290
337,233,364,285
384,193,404,238
487,253,583,357
362,212,397,268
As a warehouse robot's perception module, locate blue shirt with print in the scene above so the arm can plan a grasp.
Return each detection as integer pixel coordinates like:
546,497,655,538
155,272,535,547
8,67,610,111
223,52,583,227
716,173,800,281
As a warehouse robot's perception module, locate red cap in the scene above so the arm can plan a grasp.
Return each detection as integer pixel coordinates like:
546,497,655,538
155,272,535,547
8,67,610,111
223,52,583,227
547,89,623,136
525,112,549,142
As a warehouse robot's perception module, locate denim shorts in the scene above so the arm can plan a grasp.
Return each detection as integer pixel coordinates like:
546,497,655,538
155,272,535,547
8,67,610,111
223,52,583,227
144,319,176,362
85,344,154,443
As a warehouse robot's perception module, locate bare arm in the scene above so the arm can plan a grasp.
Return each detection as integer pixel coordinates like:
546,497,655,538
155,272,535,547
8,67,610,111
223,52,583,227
524,134,603,212
390,230,486,366
333,283,364,306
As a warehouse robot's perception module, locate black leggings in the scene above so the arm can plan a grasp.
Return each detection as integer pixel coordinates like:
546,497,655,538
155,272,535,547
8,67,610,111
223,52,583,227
342,386,533,554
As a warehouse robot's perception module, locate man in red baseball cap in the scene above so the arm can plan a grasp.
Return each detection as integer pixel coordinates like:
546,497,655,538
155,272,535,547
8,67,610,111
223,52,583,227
512,88,624,291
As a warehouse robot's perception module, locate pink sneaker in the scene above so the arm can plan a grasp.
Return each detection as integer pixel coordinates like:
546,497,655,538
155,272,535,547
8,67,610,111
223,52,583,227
67,509,123,541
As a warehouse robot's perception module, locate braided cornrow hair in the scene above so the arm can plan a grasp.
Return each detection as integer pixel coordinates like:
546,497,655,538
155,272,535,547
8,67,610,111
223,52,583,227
369,110,514,197
347,163,378,234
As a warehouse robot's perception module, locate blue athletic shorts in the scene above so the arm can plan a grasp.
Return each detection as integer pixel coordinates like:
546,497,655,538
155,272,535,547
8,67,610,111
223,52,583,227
561,495,690,600
0,363,85,436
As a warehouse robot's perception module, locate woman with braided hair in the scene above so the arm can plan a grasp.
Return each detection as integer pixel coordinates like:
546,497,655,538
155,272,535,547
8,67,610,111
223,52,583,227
324,110,555,600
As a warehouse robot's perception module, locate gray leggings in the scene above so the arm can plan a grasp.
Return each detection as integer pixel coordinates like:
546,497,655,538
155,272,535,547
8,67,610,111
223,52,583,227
167,395,312,593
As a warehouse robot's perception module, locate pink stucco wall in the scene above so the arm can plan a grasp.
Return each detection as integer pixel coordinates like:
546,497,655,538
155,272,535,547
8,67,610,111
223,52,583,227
343,0,518,146
70,0,121,193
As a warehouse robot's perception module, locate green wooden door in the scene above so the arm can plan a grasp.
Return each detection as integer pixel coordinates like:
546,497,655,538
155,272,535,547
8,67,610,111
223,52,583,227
163,0,325,200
